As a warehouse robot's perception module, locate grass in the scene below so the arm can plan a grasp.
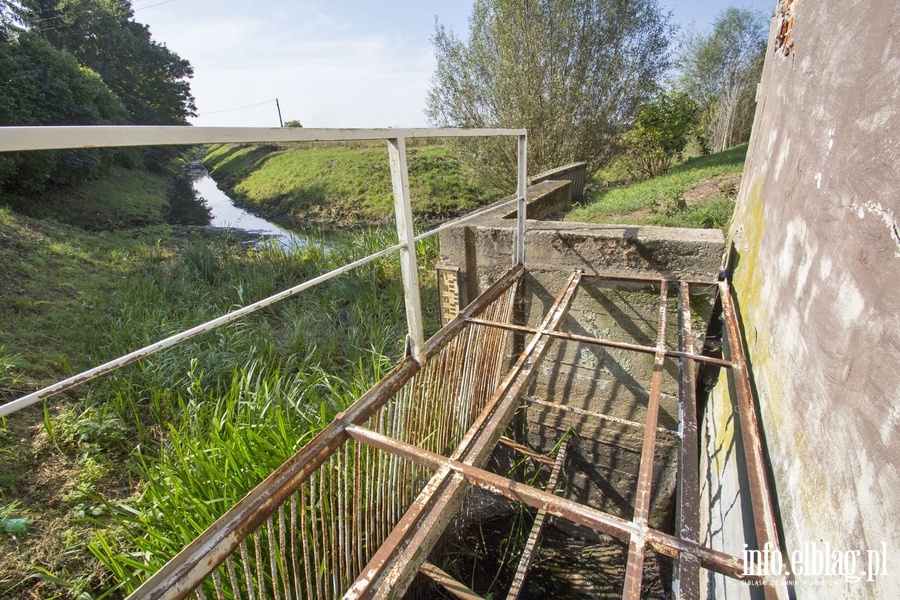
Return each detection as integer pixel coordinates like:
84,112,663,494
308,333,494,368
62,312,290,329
203,142,501,226
0,166,441,598
3,167,174,230
568,143,748,231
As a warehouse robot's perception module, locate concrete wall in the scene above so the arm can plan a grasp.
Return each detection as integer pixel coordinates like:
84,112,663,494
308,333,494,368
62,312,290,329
703,1,900,597
440,180,724,529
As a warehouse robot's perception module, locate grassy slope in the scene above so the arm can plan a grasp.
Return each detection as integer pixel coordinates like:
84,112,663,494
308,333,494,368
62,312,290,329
568,144,748,231
204,143,501,225
0,172,183,598
0,167,437,598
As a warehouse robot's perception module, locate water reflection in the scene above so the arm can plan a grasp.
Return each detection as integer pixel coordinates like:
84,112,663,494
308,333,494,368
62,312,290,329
166,166,312,250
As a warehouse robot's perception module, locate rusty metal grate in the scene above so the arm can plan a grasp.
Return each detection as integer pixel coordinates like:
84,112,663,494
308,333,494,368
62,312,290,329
129,269,787,600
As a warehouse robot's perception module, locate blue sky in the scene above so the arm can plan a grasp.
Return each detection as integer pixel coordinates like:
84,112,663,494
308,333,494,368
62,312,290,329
136,0,777,128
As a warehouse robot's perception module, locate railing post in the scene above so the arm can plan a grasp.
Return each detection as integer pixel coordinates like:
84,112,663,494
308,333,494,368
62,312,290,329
514,134,527,265
387,137,426,364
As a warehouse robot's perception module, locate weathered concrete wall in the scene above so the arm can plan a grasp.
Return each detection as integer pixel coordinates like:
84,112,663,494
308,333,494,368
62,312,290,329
440,181,724,528
703,1,900,597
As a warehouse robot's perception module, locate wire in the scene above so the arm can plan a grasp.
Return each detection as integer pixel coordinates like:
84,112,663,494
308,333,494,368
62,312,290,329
14,0,175,29
199,100,277,116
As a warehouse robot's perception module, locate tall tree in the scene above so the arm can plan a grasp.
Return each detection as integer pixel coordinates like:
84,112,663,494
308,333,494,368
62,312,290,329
0,34,129,192
427,0,672,189
16,0,196,124
678,7,768,152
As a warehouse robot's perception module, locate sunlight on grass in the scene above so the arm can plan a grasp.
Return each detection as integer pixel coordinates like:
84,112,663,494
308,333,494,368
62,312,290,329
569,144,748,231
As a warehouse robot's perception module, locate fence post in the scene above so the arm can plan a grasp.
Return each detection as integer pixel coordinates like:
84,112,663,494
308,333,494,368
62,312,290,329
514,134,527,265
387,137,426,364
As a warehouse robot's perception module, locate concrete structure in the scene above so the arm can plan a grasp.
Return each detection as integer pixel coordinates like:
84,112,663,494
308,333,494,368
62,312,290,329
702,1,900,598
440,181,725,530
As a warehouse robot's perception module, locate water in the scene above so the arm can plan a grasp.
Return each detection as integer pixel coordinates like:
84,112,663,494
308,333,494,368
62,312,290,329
166,166,314,250
193,173,311,249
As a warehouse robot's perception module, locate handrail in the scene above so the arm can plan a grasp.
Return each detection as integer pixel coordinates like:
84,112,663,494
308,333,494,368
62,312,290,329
0,126,529,417
0,125,526,152
0,242,403,418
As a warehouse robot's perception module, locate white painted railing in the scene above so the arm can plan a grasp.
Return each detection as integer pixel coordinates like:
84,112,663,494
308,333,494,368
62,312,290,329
0,126,527,417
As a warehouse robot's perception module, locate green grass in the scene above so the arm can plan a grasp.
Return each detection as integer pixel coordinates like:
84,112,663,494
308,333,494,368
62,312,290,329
204,143,501,225
0,166,440,598
3,167,174,230
568,144,748,231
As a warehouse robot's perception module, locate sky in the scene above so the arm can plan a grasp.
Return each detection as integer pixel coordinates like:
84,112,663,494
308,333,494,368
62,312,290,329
135,0,778,129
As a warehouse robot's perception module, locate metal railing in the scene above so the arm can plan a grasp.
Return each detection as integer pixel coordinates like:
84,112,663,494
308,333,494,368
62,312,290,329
0,126,527,418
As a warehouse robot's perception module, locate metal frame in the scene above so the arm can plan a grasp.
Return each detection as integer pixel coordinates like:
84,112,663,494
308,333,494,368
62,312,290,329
335,273,788,600
0,125,785,600
0,126,527,416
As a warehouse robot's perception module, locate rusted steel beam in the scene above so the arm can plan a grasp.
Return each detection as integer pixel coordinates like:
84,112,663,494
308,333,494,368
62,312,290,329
718,281,788,600
580,273,718,287
622,281,668,600
677,282,701,600
465,317,733,368
344,424,773,584
419,562,485,600
506,440,568,600
345,272,582,599
499,436,556,466
128,266,523,600
522,396,680,438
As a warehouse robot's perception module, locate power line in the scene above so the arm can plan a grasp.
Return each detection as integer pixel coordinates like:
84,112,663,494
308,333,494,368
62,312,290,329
199,100,277,116
15,0,175,29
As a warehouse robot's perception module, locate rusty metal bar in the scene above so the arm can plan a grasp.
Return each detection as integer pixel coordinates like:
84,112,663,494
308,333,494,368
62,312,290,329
343,424,774,584
128,266,523,600
498,436,556,466
419,562,484,600
0,241,404,418
522,396,680,438
345,272,582,599
676,282,700,600
388,137,426,364
719,281,788,600
464,317,733,367
514,134,527,265
622,281,668,600
506,440,568,600
580,273,718,287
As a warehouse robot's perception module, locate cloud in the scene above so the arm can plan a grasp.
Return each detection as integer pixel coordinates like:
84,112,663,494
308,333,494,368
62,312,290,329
140,1,437,127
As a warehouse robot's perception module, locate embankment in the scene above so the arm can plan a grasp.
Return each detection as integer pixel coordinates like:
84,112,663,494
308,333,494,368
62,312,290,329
203,142,501,226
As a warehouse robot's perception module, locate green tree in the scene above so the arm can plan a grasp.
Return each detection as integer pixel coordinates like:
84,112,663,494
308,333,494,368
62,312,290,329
678,7,768,152
427,0,672,189
0,34,129,192
16,0,196,124
621,90,697,179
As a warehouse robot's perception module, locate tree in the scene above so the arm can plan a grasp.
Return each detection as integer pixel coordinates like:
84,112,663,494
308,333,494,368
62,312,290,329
0,34,129,192
621,90,697,179
15,0,196,124
678,7,768,152
284,120,303,128
427,0,672,189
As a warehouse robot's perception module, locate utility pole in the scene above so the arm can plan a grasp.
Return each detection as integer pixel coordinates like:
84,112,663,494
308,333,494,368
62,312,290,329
275,98,283,127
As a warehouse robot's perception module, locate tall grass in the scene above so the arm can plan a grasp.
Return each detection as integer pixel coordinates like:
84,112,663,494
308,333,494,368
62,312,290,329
49,229,438,595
